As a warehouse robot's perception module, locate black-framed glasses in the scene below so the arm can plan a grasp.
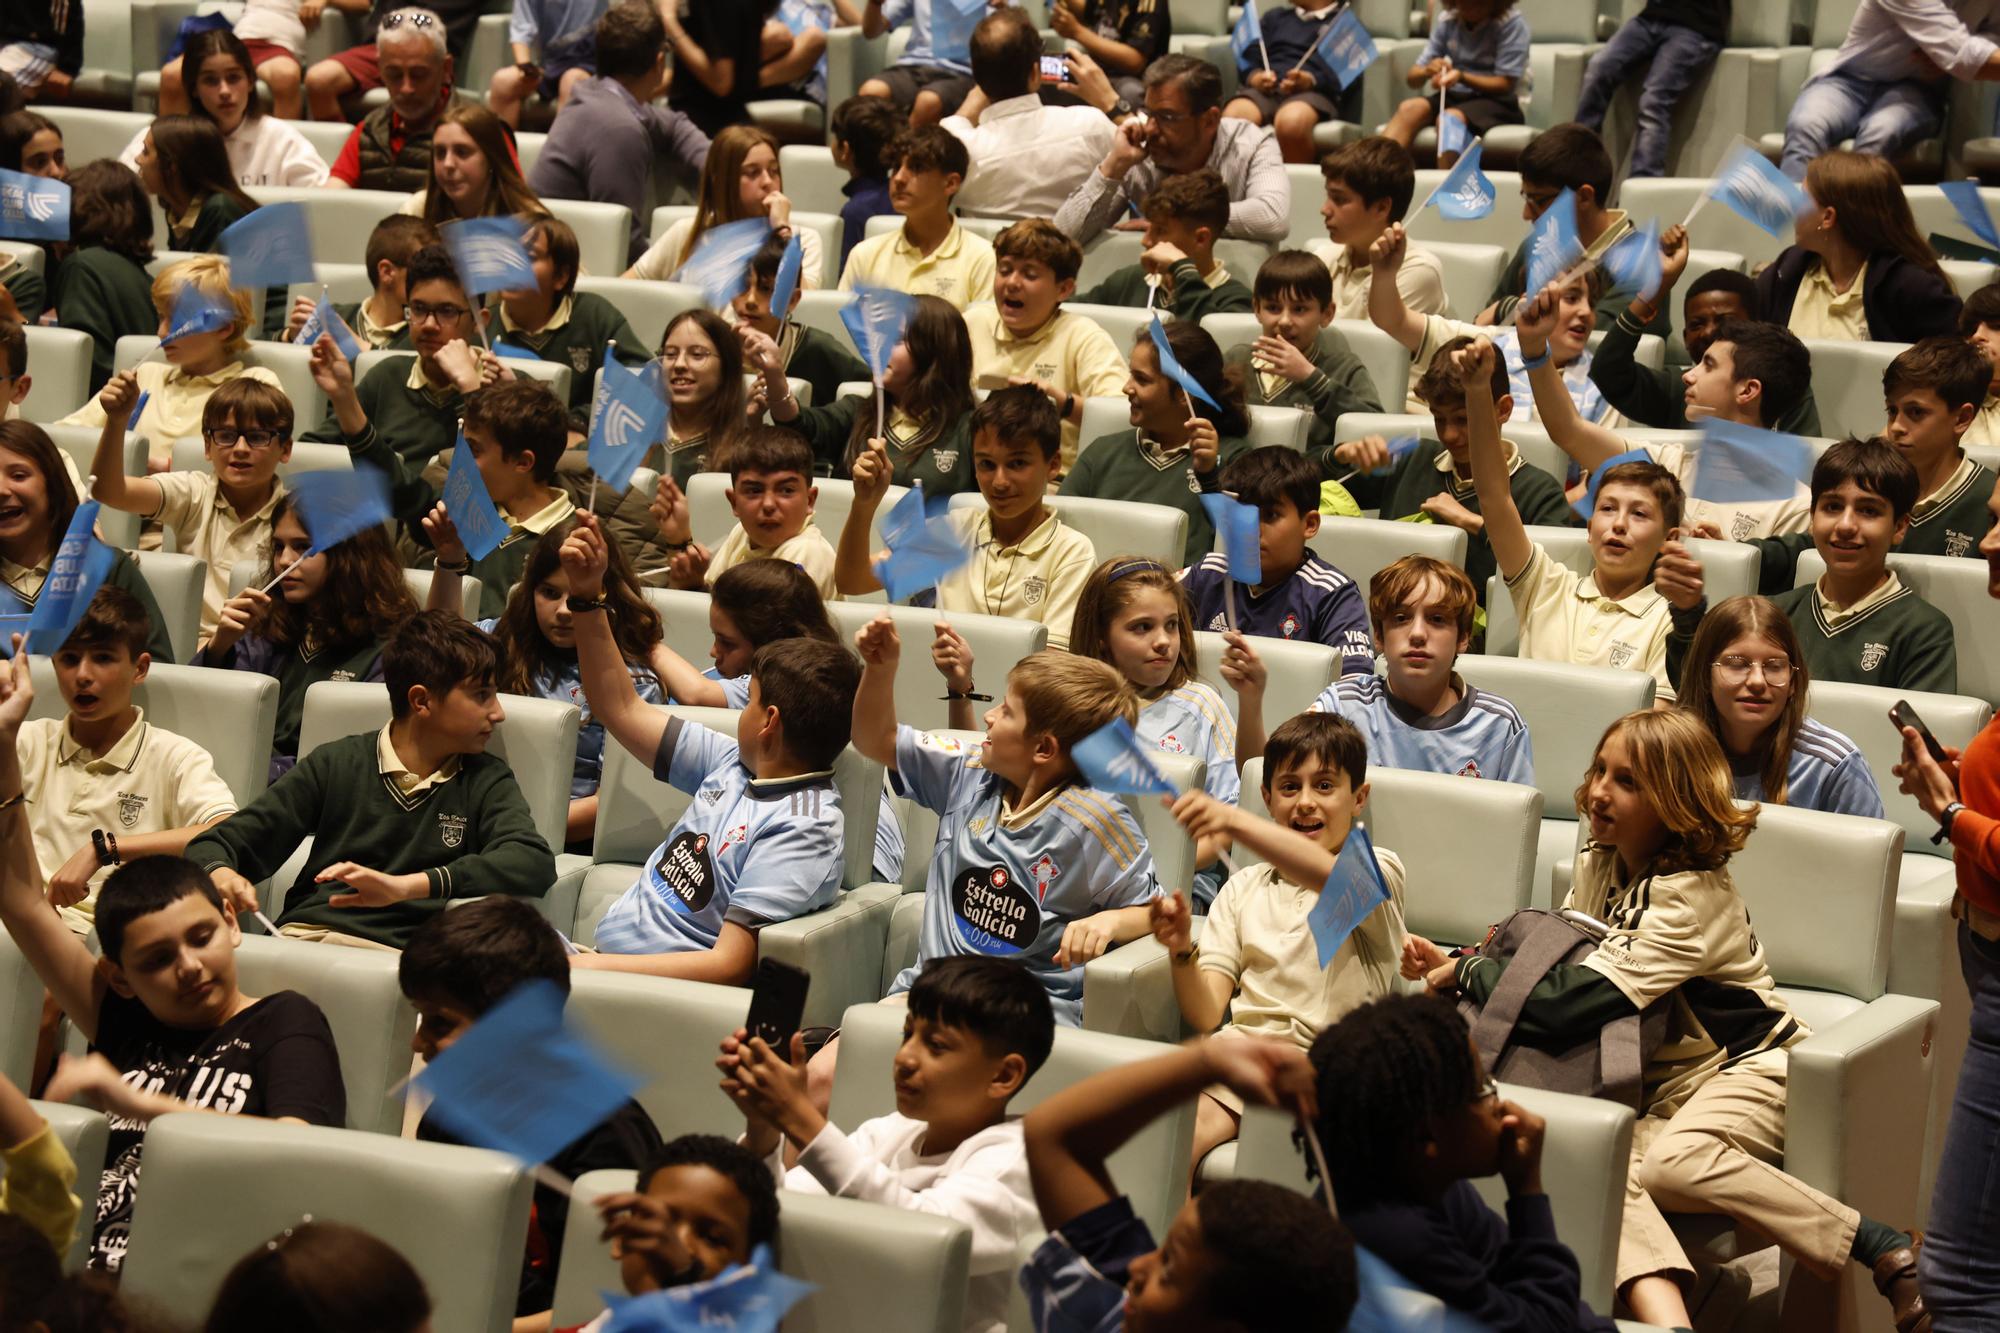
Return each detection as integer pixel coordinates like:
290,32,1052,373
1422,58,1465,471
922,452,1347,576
405,301,469,326
204,428,284,450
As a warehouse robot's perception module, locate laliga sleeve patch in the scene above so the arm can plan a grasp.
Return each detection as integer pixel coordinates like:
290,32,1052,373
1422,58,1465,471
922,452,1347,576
951,864,1041,956
650,830,717,915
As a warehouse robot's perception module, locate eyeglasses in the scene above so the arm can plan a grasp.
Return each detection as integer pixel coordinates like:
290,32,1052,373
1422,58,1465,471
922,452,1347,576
1521,188,1563,213
1145,107,1194,127
1710,656,1794,686
405,301,469,326
380,11,436,28
204,428,284,450
659,347,717,367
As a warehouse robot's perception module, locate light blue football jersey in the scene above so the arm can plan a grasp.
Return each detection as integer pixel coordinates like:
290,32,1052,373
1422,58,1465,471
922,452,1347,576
594,717,843,956
1731,718,1884,819
891,726,1160,1025
1139,682,1241,805
1309,674,1534,786
475,617,665,800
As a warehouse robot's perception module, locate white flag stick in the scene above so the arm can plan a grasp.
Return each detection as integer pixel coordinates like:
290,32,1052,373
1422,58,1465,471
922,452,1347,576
586,473,597,514
1679,191,1709,235
255,567,289,596
1258,36,1270,73
253,909,281,935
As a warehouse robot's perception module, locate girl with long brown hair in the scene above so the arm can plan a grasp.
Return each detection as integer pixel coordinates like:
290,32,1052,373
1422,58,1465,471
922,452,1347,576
134,115,261,253
656,309,748,487
624,124,823,287
409,102,547,224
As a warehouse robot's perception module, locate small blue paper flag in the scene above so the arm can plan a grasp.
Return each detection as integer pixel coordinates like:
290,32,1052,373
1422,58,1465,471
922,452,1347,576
415,978,642,1166
1571,447,1653,520
125,390,149,432
1230,0,1266,69
1200,491,1262,583
1704,142,1810,238
601,1244,815,1333
290,465,394,555
298,290,363,362
442,215,537,294
1941,180,2000,251
441,431,513,561
1073,717,1178,797
1601,217,1664,304
1313,7,1378,92
1524,188,1583,300
1308,825,1391,969
1371,435,1421,476
841,286,919,381
1427,140,1495,221
674,216,773,309
0,167,67,241
767,230,805,318
218,202,315,290
1148,315,1220,412
1692,417,1814,506
873,499,972,602
1437,109,1469,159
23,503,114,654
161,282,237,345
587,349,670,494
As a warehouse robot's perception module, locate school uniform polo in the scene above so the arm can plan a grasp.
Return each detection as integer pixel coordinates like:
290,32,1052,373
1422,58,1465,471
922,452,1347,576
148,472,286,640
1644,440,1810,543
962,303,1127,473
935,507,1096,650
57,361,284,468
1222,329,1385,466
705,519,839,599
1787,259,1871,341
1903,453,1998,559
17,710,236,921
348,299,409,351
1309,673,1534,786
1769,573,1958,694
1505,542,1677,700
783,397,976,495
1312,238,1449,320
838,221,996,312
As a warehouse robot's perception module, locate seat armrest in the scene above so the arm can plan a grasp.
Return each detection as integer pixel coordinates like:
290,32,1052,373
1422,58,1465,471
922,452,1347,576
758,883,901,1030
1082,935,1188,1043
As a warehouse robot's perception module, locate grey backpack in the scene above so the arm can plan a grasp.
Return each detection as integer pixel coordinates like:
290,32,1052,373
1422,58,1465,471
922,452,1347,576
1457,908,1666,1109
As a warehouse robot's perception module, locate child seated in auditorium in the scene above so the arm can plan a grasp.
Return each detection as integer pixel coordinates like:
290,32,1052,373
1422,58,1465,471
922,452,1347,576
1881,337,1998,558
734,230,872,412
498,216,649,426
1481,125,1636,328
1307,993,1617,1330
283,216,439,353
1,652,345,1271
831,95,905,266
1073,171,1253,322
835,387,1097,650
1385,0,1531,166
183,611,556,950
650,428,839,598
720,955,1050,1333
1179,446,1375,678
1060,319,1252,568
16,590,236,933
1222,0,1360,164
90,376,293,646
0,1069,78,1261
1308,137,1448,320
1019,1032,1357,1333
1328,336,1574,599
401,897,663,1323
560,515,853,982
1227,556,1534,787
1223,249,1384,467
1673,438,1959,694
849,618,1159,1025
838,127,994,311
855,2,976,127
1958,279,2000,445
0,320,33,423
1150,718,1406,1172
1462,335,1703,701
963,219,1127,475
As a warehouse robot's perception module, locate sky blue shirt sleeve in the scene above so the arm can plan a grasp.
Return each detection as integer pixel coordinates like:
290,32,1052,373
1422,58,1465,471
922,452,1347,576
654,718,742,794
1088,804,1161,909
1306,682,1341,714
892,723,982,814
723,674,751,709
1498,717,1536,789
1493,12,1531,79
726,798,843,927
881,0,914,31
508,0,542,46
1826,748,1888,820
1418,15,1451,65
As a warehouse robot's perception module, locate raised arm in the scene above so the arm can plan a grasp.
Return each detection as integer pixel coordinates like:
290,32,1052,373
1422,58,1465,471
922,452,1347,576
646,640,728,707
1462,338,1533,582
1216,630,1269,773
88,372,165,516
850,614,901,772
834,439,892,596
1514,285,1625,471
1366,223,1429,354
1170,791,1335,891
419,506,467,616
1146,891,1234,1033
561,514,670,764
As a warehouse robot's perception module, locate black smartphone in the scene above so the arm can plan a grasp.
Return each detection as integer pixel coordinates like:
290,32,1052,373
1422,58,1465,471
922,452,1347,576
1889,699,1952,766
743,958,811,1062
1040,54,1069,82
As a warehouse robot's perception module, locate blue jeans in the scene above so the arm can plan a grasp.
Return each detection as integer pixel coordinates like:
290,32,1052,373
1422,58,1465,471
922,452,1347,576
1780,67,1946,177
1575,16,1720,178
1920,921,2000,1329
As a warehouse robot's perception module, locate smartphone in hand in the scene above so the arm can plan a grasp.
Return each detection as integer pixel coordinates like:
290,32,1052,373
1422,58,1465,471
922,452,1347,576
1889,699,1952,766
743,959,811,1062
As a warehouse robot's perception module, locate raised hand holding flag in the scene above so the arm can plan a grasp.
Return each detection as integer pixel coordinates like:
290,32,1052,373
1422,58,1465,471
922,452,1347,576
1308,825,1392,968
872,481,972,601
674,216,774,309
219,202,316,290
441,431,514,561
1689,140,1810,237
0,166,68,241
587,348,670,494
842,286,919,438
297,286,364,361
1332,434,1420,485
22,503,116,654
767,231,806,321
1524,188,1584,299
1148,314,1220,415
1600,217,1664,304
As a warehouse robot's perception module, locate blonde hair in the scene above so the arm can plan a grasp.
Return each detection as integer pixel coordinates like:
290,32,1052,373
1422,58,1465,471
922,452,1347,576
152,254,251,353
1675,596,1809,805
1069,557,1198,693
1006,651,1138,757
1574,709,1757,874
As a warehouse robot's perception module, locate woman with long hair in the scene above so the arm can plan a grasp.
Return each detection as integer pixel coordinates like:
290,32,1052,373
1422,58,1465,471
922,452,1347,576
404,102,547,225
1753,148,1961,343
656,309,748,487
624,124,822,287
51,161,158,394
124,31,329,186
135,115,262,254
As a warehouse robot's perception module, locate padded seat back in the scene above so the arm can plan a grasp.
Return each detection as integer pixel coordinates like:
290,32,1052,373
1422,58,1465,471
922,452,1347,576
1795,549,2000,704
1424,240,1511,321
778,144,851,215
0,933,42,1091
286,261,374,315
20,326,93,422
1802,339,1903,440
1806,681,1992,856
567,971,751,1138
825,604,1048,732
25,1102,109,1270
573,277,703,353
169,436,354,479
791,289,861,355
46,423,145,547
640,586,716,670
544,199,633,279
125,550,206,664
1190,631,1332,723
1244,403,1309,452
945,490,1188,569
1331,320,1417,410
246,187,413,266
1454,655,1655,814
1310,515,1470,594
1725,802,1901,1001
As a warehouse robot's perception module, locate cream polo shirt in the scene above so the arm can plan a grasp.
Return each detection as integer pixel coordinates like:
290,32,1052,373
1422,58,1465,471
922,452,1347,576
962,303,1128,474
1645,440,1810,542
1309,238,1451,320
500,294,574,338
18,710,236,916
1787,259,1871,342
839,221,997,313
354,300,408,350
1,553,48,604
149,472,287,641
1965,394,2000,446
376,723,462,797
1505,542,1677,700
58,362,285,466
706,518,839,599
936,507,1096,651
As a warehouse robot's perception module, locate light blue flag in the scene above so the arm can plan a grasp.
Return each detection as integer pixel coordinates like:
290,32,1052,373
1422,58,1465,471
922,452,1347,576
880,481,950,549
1230,0,1267,70
1308,825,1391,969
1200,491,1262,582
23,503,115,654
674,216,773,309
1601,217,1664,304
218,202,315,290
1373,434,1421,475
297,289,364,362
1704,142,1810,238
587,349,669,494
1524,188,1583,299
842,285,919,381
1313,8,1377,91
768,231,805,319
126,390,149,431
1073,717,1178,797
931,0,987,65
1426,141,1495,220
415,979,642,1166
161,282,237,345
1571,447,1653,520
0,167,67,241
1941,180,2000,251
1148,315,1221,412
873,494,972,602
601,1245,815,1333
1692,417,1814,506
441,215,537,294
290,464,394,555
1437,109,1469,159
442,430,513,561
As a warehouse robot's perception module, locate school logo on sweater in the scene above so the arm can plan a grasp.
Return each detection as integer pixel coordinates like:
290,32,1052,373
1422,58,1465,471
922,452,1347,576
330,670,357,682
933,448,958,473
1023,576,1047,606
438,812,466,848
1608,643,1635,669
1730,513,1758,542
116,792,147,828
1862,642,1888,672
653,830,717,914
570,348,592,375
952,864,1039,955
1947,530,1974,557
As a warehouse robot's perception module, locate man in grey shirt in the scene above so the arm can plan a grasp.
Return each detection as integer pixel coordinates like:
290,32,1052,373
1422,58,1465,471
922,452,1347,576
1053,52,1291,246
528,0,710,266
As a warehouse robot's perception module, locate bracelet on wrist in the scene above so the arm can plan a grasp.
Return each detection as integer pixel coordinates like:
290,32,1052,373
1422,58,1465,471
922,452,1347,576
0,790,26,815
435,555,471,574
1518,344,1550,371
941,690,993,702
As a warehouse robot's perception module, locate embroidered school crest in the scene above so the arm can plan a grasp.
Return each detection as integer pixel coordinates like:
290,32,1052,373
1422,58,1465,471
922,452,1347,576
1157,732,1187,754
932,448,959,473
116,792,147,828
1730,512,1758,542
570,348,592,375
1185,469,1202,494
1861,642,1889,671
952,863,1040,955
1030,853,1059,899
1281,612,1301,639
1608,642,1635,669
1946,530,1974,558
438,812,467,848
329,670,357,682
1022,575,1047,606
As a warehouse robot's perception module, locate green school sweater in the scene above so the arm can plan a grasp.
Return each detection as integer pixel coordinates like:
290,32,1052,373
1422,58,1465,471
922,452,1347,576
52,247,157,395
2,251,46,323
784,323,871,414
1904,458,1998,559
1342,441,1576,601
1770,581,1957,694
185,730,555,947
1075,259,1254,322
1587,305,1822,435
301,355,463,467
170,194,248,254
194,633,386,763
1060,429,1251,567
1222,331,1383,463
781,394,979,496
495,291,647,422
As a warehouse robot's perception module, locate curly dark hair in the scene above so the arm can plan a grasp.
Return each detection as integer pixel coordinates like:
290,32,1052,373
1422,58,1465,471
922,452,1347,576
1193,1181,1358,1333
257,491,420,651
493,521,661,698
638,1134,781,1253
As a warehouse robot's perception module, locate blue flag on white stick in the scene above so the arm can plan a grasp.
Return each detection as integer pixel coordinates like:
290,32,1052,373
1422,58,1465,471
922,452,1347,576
1148,315,1220,412
297,288,364,362
416,979,642,1166
1425,141,1495,220
1524,188,1583,299
1601,217,1664,304
1572,448,1652,520
588,349,669,494
1313,8,1377,91
1437,110,1469,159
842,285,919,382
1941,180,2000,251
1703,142,1810,238
22,503,115,654
0,167,67,241
1073,717,1178,797
1200,491,1262,582
768,231,805,320
1230,0,1268,69
1374,435,1421,475
442,215,536,294
161,282,237,345
1309,825,1391,969
1692,417,1814,506
873,497,971,602
601,1245,815,1333
674,216,772,309
219,202,316,290
442,431,513,561
291,465,393,555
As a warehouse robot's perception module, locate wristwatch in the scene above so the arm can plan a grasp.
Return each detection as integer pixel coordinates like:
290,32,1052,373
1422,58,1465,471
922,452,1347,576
1172,943,1199,966
1935,801,1966,846
566,591,609,614
1109,97,1135,120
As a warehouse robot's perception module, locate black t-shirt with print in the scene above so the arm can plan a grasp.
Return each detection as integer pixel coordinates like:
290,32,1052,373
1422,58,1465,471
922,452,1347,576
88,989,346,1271
1079,0,1170,62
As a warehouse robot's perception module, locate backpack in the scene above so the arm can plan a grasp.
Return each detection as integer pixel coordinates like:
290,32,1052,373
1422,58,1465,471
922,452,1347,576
1456,907,1666,1110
